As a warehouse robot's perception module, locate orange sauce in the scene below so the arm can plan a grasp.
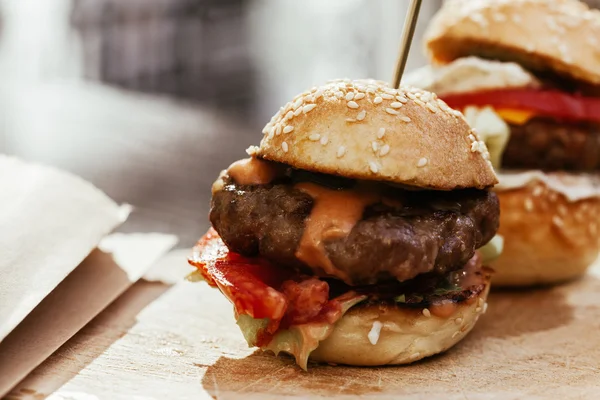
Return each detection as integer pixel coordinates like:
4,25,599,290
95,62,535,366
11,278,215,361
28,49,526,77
228,157,282,186
294,182,381,282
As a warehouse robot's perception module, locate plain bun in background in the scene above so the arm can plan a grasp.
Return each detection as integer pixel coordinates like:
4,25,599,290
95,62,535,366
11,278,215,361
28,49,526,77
310,283,490,366
255,79,498,190
424,0,600,85
492,172,600,286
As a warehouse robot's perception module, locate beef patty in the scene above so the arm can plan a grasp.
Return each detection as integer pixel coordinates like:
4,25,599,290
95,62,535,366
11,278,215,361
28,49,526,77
210,172,499,286
502,118,600,171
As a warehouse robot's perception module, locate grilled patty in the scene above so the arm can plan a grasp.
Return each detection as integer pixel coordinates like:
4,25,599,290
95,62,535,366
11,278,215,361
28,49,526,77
502,118,600,171
210,172,499,286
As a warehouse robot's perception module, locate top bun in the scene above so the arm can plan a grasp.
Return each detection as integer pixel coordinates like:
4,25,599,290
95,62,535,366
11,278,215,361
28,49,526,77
424,0,600,85
255,79,497,190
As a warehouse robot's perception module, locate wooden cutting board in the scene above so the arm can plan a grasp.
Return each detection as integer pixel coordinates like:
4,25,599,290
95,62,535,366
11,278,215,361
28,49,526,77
9,251,600,400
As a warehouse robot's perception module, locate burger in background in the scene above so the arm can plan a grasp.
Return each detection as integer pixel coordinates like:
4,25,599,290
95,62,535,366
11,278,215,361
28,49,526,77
189,79,500,368
405,0,600,287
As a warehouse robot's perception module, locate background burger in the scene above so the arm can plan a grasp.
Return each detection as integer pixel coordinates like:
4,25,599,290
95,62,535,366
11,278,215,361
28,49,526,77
189,79,500,369
406,0,600,286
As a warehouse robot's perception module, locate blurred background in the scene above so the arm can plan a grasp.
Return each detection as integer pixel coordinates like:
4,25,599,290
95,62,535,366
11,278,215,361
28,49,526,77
0,0,598,246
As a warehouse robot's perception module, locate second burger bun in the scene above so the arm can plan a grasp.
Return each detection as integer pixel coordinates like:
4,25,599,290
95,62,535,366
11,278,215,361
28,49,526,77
255,79,497,190
310,282,490,366
492,172,600,287
424,0,600,86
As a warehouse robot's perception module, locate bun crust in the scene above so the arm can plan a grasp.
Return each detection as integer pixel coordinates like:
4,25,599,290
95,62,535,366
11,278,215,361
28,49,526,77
492,174,600,287
309,285,490,366
256,79,497,190
424,0,600,85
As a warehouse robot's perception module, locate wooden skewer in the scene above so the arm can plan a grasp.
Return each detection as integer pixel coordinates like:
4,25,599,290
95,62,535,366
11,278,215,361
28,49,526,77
392,0,423,88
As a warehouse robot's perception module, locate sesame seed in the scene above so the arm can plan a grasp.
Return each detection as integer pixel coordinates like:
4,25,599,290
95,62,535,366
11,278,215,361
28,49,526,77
414,99,426,107
390,102,403,109
400,116,411,123
384,88,397,95
552,216,564,227
246,145,259,156
309,133,321,141
357,110,366,121
347,101,359,109
452,331,461,339
346,118,356,123
303,104,317,114
396,96,408,103
372,142,379,152
275,124,282,136
283,125,294,134
478,298,484,306
381,93,394,100
558,205,567,216
320,136,329,145
267,128,275,140
380,144,390,156
366,88,375,94
475,307,482,313
406,92,417,100
285,111,294,120
345,92,355,101
417,157,428,167
354,93,365,100
422,308,431,317
369,161,379,173
483,303,488,314
385,108,400,115
337,146,346,158
533,186,543,197
281,142,289,152
293,107,303,117
293,98,303,110
373,96,383,104
305,95,314,103
314,89,324,99
455,318,463,325
377,127,386,139
410,352,421,360
524,198,533,211
426,103,438,113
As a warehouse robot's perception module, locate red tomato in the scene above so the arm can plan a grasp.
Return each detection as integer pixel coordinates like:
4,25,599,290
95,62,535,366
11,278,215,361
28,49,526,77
441,89,600,123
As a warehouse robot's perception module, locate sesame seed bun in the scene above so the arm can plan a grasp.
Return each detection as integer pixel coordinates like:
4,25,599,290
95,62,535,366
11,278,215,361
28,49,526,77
424,0,600,86
256,79,498,190
491,172,600,287
309,284,490,366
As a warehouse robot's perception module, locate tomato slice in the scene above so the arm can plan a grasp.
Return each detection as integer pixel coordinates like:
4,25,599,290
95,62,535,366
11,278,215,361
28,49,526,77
441,89,600,123
189,229,294,321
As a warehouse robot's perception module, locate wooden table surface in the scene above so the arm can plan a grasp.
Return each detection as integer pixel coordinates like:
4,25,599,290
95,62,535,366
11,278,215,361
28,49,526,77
7,250,600,400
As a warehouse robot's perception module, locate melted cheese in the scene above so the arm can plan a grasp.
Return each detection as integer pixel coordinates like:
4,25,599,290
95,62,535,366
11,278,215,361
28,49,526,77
294,182,381,283
495,108,536,125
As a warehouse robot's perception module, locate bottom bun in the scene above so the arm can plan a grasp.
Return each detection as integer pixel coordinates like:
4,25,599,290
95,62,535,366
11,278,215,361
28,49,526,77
492,172,600,287
309,285,490,366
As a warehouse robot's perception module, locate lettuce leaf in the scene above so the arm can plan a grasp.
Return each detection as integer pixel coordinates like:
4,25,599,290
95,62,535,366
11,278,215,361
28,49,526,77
479,234,504,264
237,294,366,370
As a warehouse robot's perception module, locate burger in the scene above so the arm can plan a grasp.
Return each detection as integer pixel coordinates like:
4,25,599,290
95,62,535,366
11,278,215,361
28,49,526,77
189,79,500,369
405,0,600,286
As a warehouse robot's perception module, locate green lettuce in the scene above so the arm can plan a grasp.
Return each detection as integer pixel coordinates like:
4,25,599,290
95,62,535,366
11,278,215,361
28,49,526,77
237,294,366,370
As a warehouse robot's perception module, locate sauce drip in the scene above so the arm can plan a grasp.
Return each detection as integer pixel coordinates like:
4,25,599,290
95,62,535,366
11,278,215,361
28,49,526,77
429,253,485,317
228,157,283,186
294,182,381,282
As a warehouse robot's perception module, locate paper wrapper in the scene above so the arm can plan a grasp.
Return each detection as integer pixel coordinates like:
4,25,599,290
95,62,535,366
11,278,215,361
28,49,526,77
0,155,130,343
0,232,178,397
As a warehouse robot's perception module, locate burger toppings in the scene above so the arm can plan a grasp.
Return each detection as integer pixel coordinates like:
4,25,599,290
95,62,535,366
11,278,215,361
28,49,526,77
189,229,490,369
405,57,600,173
211,161,499,285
